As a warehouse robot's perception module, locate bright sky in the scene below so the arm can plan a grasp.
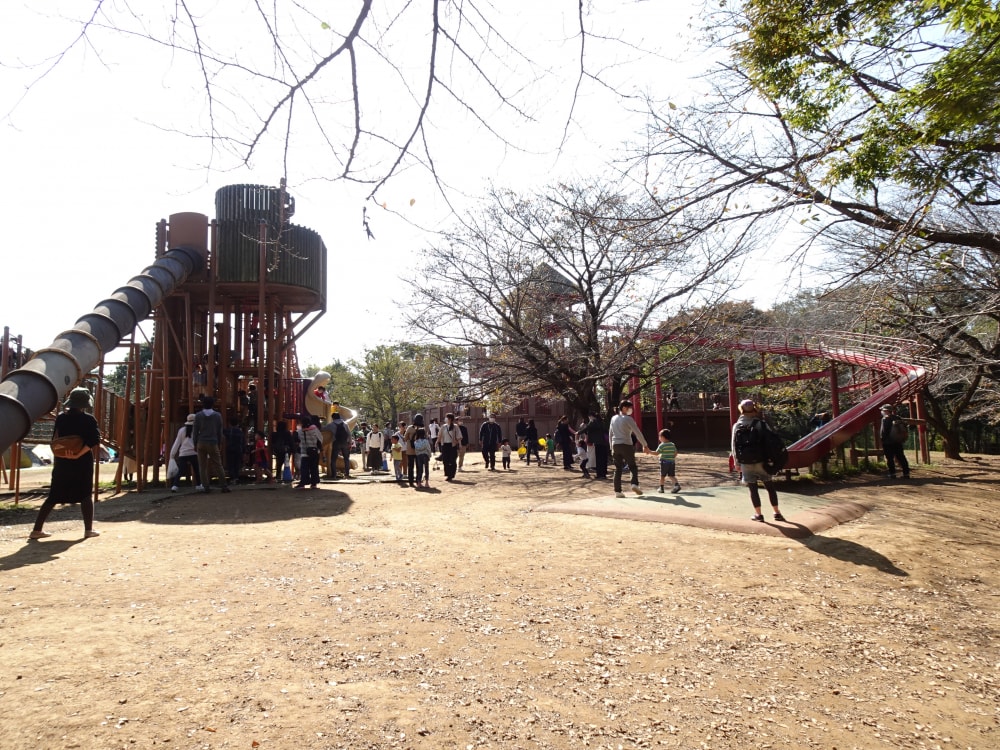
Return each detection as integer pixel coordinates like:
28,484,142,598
0,1,794,371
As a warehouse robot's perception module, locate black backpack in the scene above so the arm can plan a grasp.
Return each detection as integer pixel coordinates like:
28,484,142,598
889,417,909,444
733,419,765,464
734,418,789,474
761,423,789,475
333,420,350,444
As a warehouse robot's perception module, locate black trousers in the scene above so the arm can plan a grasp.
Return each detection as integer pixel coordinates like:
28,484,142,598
482,447,497,470
440,443,458,479
595,443,610,478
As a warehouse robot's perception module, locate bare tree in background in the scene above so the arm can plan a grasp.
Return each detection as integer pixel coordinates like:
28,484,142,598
407,181,740,419
5,1,651,205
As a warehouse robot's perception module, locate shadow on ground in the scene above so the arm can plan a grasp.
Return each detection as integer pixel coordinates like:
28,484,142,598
0,538,88,571
799,535,909,576
1,485,353,535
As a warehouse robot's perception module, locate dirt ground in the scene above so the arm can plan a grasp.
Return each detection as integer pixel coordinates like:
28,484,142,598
0,450,997,750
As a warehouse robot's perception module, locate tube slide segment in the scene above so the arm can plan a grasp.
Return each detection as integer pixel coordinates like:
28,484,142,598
0,245,204,455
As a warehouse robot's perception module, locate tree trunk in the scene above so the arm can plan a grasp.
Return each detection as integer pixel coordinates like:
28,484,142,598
938,427,964,460
922,371,982,461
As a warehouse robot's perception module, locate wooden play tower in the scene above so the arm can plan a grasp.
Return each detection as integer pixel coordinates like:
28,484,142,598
118,182,327,486
0,182,329,496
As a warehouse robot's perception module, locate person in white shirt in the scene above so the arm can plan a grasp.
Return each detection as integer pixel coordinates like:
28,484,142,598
427,418,440,453
437,413,461,481
366,423,385,474
608,399,654,497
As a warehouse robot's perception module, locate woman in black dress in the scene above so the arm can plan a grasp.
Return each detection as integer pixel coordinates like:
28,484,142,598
29,387,102,540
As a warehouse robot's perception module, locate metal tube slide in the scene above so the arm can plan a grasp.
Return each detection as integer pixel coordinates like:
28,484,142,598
0,245,204,454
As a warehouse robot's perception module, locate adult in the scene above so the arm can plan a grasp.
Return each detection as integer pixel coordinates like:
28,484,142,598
270,420,294,482
879,403,911,480
325,411,352,479
456,418,470,471
194,396,231,493
403,414,424,486
609,400,654,497
366,423,385,474
29,388,102,540
731,399,786,522
296,414,322,489
222,416,245,484
169,413,203,492
667,386,681,411
554,416,577,470
515,417,529,459
584,412,610,479
525,419,540,465
437,412,462,481
427,418,440,453
479,414,502,471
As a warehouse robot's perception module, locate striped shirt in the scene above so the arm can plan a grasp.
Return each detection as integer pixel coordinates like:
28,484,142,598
656,441,677,462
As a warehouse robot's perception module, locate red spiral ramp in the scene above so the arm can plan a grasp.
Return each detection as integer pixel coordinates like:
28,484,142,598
721,330,936,469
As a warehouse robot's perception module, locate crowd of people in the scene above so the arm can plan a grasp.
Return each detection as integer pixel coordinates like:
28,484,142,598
26,381,917,540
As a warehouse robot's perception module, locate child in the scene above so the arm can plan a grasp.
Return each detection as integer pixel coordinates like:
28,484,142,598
544,434,556,465
413,428,432,487
501,438,512,470
254,429,272,483
390,435,404,481
656,428,681,494
576,437,591,478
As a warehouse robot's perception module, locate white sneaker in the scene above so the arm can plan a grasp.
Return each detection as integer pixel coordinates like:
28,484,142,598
614,492,626,498
631,485,643,495
170,485,179,492
673,484,681,493
195,484,205,491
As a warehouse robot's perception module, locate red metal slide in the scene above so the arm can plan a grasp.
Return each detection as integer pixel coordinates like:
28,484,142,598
724,330,936,469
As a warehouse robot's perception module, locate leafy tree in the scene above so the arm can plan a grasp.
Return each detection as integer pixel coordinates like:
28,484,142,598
832,232,1000,457
104,343,153,398
636,0,1000,273
348,344,463,426
625,0,1000,456
408,181,740,421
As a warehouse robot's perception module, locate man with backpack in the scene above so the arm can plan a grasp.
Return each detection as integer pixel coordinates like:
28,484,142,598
879,403,911,480
325,411,353,479
731,399,787,523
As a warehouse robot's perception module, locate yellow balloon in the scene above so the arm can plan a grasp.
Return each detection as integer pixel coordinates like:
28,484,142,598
538,438,547,447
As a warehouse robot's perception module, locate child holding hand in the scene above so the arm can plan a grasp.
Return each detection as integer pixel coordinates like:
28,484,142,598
656,428,681,494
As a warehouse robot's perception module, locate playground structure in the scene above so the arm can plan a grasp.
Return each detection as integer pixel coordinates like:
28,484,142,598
0,183,332,496
0,183,937,496
627,329,936,469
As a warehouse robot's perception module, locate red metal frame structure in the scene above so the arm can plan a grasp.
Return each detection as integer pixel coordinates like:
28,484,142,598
644,329,936,469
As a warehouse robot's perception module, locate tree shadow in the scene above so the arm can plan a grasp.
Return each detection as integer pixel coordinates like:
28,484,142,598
798,535,909,576
0,538,86,571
